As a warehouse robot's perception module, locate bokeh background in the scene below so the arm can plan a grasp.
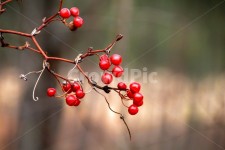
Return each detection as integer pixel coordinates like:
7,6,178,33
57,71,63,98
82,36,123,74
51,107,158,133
0,0,225,150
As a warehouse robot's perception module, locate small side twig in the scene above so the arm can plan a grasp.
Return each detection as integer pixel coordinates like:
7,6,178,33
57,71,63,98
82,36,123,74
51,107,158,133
0,0,12,14
93,88,132,140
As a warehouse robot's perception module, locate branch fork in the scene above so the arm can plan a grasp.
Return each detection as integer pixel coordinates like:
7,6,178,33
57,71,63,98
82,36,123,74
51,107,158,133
0,0,133,140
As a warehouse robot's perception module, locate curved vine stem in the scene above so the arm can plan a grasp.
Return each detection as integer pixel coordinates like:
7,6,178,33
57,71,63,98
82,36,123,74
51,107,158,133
93,88,132,140
32,67,45,101
1,0,133,140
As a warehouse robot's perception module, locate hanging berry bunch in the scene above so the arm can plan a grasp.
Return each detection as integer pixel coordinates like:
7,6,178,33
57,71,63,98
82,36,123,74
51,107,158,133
0,0,144,140
98,53,144,115
59,7,84,30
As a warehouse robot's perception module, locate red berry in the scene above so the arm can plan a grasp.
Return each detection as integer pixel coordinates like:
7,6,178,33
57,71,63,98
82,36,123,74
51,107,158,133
73,16,84,28
130,82,141,93
70,7,79,17
66,95,77,106
63,82,72,93
110,54,122,66
133,93,143,103
101,73,113,84
72,82,81,92
117,82,127,90
112,66,123,77
60,8,71,18
99,60,111,70
100,54,109,61
76,89,85,99
127,90,134,99
74,98,81,106
133,99,143,107
47,88,56,97
128,105,139,115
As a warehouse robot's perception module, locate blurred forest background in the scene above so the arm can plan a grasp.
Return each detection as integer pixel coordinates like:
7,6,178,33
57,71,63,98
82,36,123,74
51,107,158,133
0,0,225,150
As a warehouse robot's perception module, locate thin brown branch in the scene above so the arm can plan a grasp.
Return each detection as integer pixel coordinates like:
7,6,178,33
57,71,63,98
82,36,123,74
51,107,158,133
46,68,69,82
0,29,32,37
0,0,12,14
59,0,63,11
31,36,48,58
0,0,134,141
36,13,61,31
46,67,65,92
93,88,132,140
3,42,41,54
48,56,75,64
0,0,12,5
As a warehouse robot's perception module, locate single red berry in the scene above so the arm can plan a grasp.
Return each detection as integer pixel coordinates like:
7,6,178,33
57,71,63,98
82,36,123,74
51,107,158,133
128,105,139,115
130,82,141,93
76,89,85,99
112,66,123,77
133,92,143,103
99,60,111,70
60,8,71,18
73,16,84,28
74,98,81,106
110,54,122,66
127,90,134,99
63,82,72,93
101,73,113,84
117,82,127,90
66,95,77,106
47,88,56,97
70,7,79,17
133,99,143,107
100,54,109,61
72,82,81,92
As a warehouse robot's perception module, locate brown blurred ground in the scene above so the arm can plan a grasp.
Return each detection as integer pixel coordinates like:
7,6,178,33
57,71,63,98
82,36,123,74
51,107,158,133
0,69,224,150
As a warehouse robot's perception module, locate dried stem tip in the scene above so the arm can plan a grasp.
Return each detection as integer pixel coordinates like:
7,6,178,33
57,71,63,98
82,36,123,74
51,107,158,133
116,34,123,41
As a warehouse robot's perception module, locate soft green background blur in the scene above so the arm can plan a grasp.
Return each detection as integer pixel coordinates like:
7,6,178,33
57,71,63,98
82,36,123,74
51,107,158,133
0,0,224,150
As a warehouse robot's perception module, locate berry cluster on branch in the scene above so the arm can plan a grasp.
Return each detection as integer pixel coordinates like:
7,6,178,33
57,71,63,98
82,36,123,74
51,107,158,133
0,0,144,140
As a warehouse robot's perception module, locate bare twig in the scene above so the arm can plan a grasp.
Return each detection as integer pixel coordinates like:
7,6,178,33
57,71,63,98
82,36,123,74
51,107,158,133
0,0,134,140
93,88,132,140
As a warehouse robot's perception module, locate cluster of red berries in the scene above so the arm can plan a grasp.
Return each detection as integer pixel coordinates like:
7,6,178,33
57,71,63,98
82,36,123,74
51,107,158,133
118,82,143,115
59,7,84,28
99,54,124,84
47,81,85,107
46,52,144,115
98,53,143,115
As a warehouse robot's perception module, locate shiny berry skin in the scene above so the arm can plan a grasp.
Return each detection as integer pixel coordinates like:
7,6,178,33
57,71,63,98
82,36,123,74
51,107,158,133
73,16,84,28
47,88,56,97
100,54,109,61
127,90,134,99
133,93,143,103
76,89,85,99
63,82,72,93
112,66,123,77
130,82,141,93
133,99,143,107
101,73,113,84
70,7,79,17
128,105,139,115
117,82,127,90
60,8,71,18
74,99,81,106
110,54,122,66
66,95,77,106
99,60,111,70
72,82,81,92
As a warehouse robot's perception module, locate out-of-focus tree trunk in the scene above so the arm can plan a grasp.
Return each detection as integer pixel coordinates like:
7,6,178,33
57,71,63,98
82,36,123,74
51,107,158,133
16,1,63,150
